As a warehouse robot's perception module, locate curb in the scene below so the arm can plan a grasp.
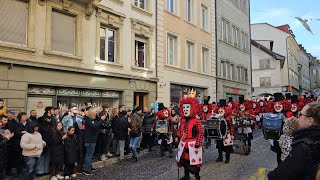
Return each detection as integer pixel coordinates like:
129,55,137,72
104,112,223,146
35,150,149,180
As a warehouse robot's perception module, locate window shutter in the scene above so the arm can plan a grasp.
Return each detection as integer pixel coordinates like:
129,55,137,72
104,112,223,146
51,10,75,55
0,0,28,45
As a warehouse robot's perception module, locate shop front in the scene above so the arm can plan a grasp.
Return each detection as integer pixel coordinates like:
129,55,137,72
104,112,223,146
170,84,205,106
27,85,121,116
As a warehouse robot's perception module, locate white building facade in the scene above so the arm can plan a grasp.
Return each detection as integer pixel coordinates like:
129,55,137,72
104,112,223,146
216,0,251,101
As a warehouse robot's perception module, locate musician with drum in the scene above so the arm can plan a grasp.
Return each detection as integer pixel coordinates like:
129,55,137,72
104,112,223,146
155,103,174,158
199,96,214,149
215,99,234,164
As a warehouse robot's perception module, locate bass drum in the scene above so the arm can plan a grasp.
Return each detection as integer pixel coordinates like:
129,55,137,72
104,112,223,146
205,115,228,139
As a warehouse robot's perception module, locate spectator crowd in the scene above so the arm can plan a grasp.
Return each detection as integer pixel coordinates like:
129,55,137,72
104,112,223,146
0,98,180,180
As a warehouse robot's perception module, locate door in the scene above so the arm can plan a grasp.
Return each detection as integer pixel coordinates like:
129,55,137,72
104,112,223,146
134,92,148,109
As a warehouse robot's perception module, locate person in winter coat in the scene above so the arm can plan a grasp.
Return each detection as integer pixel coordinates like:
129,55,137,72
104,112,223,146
112,108,128,161
83,107,105,175
6,110,23,177
64,126,79,179
36,106,56,175
95,111,111,161
0,125,14,179
20,122,46,180
62,106,82,133
50,122,66,180
268,102,320,180
129,112,143,162
143,109,156,151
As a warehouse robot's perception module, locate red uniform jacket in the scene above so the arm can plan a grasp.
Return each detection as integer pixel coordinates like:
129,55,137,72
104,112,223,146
178,117,203,147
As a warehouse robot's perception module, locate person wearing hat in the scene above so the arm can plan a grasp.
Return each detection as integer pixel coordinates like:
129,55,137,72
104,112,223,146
154,103,174,158
215,99,234,164
199,96,213,149
286,95,302,118
176,90,203,180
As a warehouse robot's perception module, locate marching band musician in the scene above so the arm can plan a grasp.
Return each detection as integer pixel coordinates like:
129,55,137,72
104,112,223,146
285,95,304,118
215,99,234,164
237,97,255,153
199,96,213,149
176,89,203,180
269,93,286,165
155,103,174,158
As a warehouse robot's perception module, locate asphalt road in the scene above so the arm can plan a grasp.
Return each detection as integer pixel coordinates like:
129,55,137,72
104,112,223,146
76,129,277,180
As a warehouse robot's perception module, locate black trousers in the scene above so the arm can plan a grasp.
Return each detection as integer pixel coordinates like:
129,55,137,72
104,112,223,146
216,140,230,159
76,130,85,173
64,163,75,176
96,133,108,155
159,134,173,154
50,163,63,176
143,133,154,150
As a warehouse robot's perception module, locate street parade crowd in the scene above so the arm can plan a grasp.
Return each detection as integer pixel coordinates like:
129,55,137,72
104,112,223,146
0,91,320,180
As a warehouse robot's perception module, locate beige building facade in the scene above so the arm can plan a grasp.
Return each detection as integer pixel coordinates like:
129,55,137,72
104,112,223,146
157,0,216,106
0,0,158,115
216,0,251,101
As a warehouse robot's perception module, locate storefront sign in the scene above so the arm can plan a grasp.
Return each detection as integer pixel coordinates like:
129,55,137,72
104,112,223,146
81,90,101,97
57,88,80,96
102,91,120,98
232,88,240,94
28,86,56,95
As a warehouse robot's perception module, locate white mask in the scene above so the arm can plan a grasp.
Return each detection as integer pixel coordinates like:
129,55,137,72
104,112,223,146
259,102,264,107
182,104,191,117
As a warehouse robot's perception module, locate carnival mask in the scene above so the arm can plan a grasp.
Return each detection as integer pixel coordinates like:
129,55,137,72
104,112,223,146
182,104,191,117
240,104,246,111
164,110,169,117
259,101,264,107
274,102,283,113
203,105,208,112
218,108,225,116
228,102,233,108
291,104,298,112
253,103,257,109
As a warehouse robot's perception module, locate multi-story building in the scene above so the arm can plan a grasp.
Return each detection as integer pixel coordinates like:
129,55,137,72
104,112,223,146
251,40,285,97
156,0,216,106
251,23,301,95
309,59,320,97
298,45,311,95
0,0,157,115
216,0,251,101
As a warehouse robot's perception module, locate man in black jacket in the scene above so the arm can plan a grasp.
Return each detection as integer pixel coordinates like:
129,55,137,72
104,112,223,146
268,102,320,180
112,109,128,161
0,127,14,180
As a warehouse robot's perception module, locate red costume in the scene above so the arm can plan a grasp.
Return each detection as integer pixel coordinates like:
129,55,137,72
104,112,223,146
176,90,203,179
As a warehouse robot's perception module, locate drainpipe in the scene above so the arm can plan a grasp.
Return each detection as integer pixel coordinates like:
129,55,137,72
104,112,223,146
155,0,158,101
248,0,252,98
215,0,218,102
286,36,290,94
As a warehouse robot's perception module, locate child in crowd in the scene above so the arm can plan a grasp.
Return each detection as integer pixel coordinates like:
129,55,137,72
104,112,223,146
64,126,78,179
50,122,66,180
278,117,299,161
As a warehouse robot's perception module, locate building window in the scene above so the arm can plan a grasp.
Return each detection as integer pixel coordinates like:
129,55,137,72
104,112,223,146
186,41,195,70
260,77,271,87
0,0,28,46
233,27,240,48
225,21,230,43
259,59,271,69
244,68,248,83
100,26,116,62
221,61,226,79
51,10,75,55
237,66,241,82
166,0,174,13
185,0,194,22
220,61,224,77
236,28,240,48
135,37,147,68
201,4,208,31
202,47,209,73
231,64,235,80
167,34,178,66
134,0,148,10
221,19,225,41
226,62,230,79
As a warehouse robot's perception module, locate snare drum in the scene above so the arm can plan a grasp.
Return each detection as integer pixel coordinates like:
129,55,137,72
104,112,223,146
204,115,228,139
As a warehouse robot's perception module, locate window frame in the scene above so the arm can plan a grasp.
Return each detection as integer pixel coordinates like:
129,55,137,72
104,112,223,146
201,46,209,73
135,36,147,68
186,40,195,70
200,4,209,31
167,33,178,66
134,0,148,10
99,25,117,63
185,0,194,23
0,0,29,47
45,2,82,57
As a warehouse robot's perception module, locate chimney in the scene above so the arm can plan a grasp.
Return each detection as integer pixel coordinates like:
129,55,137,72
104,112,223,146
270,41,274,51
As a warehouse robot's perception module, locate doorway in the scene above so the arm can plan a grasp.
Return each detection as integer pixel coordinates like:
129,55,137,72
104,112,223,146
134,92,148,109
